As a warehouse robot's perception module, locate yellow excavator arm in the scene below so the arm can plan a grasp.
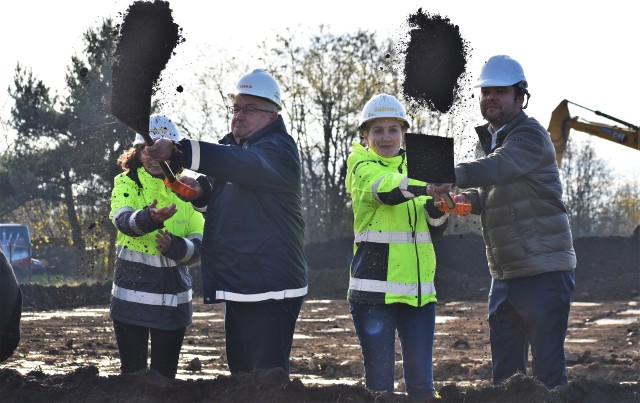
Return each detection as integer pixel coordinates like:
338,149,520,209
547,99,639,166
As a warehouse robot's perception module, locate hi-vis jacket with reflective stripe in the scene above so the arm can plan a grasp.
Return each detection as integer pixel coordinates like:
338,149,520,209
346,142,448,307
109,167,204,330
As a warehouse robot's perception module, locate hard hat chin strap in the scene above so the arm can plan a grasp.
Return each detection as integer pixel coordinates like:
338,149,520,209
515,81,530,110
522,92,530,109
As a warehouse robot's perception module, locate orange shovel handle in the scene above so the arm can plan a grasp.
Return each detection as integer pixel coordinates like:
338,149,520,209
163,178,199,199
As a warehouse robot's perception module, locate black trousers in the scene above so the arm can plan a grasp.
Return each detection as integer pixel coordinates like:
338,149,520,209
113,320,186,379
224,297,303,375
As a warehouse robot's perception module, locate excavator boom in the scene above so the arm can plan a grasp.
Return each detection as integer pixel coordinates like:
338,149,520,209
547,99,639,166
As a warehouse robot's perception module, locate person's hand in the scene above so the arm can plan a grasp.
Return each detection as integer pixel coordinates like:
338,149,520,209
427,183,453,198
148,199,177,224
172,176,203,202
155,229,173,254
452,193,470,204
146,138,174,161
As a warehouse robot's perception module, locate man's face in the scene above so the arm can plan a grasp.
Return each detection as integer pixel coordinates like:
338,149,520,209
479,86,523,128
230,94,278,142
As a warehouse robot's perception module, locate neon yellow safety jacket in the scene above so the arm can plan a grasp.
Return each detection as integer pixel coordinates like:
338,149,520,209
109,167,204,330
346,142,448,307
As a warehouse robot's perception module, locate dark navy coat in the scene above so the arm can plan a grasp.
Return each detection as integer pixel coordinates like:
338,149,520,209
177,116,308,303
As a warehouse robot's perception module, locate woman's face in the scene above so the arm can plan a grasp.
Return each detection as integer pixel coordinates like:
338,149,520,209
139,146,164,178
363,118,404,158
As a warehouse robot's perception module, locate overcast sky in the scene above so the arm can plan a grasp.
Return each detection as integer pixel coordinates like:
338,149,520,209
2,0,638,177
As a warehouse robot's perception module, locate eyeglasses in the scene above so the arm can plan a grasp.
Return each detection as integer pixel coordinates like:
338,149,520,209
228,106,276,116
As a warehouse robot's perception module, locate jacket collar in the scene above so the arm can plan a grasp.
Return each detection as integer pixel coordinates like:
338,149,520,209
220,115,287,147
352,142,406,171
134,167,165,191
475,110,529,153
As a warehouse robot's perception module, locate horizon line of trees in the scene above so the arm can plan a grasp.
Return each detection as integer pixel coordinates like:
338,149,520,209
0,19,637,282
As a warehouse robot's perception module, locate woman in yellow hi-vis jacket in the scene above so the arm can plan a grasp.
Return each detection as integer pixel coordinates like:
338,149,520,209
346,94,448,400
109,115,204,379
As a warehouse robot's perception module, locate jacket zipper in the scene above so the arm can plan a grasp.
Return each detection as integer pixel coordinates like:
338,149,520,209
407,199,421,306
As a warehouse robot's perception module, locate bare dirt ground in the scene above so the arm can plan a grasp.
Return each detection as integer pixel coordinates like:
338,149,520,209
0,276,638,402
1,232,638,402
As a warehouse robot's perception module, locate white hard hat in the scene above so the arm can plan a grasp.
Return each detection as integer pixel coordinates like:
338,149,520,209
475,55,527,89
229,69,282,110
133,114,181,145
358,94,410,130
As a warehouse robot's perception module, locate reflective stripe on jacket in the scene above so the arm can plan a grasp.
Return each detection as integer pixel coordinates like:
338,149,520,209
346,142,447,307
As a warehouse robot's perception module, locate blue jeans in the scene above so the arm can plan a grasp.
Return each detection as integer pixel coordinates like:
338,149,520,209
488,271,574,389
350,302,436,400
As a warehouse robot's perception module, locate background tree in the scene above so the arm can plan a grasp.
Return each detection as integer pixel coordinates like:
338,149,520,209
559,137,639,237
264,28,403,241
169,47,245,141
5,19,127,280
601,181,640,236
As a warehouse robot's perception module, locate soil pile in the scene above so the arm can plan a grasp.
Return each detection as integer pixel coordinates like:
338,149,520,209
0,366,637,402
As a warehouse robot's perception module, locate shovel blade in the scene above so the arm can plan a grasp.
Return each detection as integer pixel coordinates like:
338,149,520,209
405,133,455,183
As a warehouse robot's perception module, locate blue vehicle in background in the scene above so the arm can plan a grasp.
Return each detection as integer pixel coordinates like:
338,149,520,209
0,223,41,280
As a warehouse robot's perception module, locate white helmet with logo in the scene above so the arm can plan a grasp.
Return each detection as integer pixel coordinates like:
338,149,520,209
229,69,282,110
475,55,527,89
133,114,181,145
358,94,410,130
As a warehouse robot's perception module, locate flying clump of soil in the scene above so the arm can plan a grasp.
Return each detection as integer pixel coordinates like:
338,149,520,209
401,9,470,114
110,0,183,134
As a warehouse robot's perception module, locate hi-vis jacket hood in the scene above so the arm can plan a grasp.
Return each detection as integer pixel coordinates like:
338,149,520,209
346,142,448,307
